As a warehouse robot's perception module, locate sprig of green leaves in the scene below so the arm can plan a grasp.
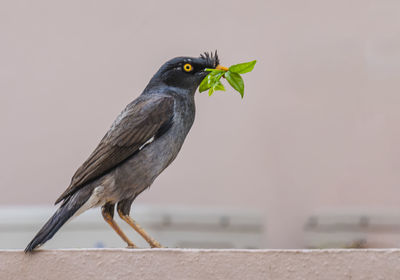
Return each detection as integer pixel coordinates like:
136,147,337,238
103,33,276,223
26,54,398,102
199,60,256,98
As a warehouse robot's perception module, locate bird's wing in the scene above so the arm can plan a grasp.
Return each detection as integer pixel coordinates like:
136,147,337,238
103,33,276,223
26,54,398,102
55,95,175,204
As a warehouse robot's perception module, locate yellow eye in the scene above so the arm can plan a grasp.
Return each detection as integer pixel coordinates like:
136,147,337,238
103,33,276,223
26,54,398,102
183,63,193,72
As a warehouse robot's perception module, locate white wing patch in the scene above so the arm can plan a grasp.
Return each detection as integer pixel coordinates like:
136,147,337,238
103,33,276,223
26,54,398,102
139,136,155,150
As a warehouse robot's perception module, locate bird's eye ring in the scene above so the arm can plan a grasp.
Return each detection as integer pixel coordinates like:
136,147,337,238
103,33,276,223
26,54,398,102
183,63,193,72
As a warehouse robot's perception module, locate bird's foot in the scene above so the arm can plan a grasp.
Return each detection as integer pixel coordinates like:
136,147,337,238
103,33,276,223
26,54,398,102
150,241,163,248
126,244,138,249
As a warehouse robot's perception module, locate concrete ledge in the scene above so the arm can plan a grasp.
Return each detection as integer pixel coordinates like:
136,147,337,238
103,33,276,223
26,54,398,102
1,249,400,280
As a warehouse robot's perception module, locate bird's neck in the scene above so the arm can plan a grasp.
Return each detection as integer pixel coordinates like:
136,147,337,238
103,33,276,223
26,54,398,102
142,81,196,98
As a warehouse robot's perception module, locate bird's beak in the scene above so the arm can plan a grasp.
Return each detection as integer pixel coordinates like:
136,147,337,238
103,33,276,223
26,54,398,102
216,65,229,71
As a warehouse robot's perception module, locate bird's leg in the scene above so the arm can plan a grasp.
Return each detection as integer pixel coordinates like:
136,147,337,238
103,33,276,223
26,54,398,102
101,203,137,248
117,208,163,248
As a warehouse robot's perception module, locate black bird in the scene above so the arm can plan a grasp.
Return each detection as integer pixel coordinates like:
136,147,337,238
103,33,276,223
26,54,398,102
25,51,226,252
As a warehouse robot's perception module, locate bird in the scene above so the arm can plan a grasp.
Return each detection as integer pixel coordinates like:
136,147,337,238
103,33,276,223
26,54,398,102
25,51,227,252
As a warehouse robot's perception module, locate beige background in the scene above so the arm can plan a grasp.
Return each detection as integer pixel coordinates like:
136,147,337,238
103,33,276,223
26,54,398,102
1,0,400,248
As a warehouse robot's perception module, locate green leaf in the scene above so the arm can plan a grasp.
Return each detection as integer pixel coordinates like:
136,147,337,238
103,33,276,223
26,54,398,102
214,81,226,91
208,81,226,96
225,71,244,98
199,76,211,92
199,71,225,92
229,60,257,74
208,87,215,96
199,71,220,92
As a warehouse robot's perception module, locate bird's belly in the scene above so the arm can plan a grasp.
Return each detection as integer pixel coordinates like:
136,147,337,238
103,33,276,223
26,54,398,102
110,129,186,201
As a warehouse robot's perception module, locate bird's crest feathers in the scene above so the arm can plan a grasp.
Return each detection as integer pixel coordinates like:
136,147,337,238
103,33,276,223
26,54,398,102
200,51,219,68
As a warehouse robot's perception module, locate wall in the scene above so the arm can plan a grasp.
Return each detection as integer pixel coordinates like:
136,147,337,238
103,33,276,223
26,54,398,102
2,249,400,280
1,0,400,248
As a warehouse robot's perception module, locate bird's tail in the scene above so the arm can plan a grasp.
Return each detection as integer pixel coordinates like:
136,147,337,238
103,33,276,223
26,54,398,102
24,193,89,253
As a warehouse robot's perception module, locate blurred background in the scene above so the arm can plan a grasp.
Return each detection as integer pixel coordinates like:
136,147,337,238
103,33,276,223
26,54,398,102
1,0,400,249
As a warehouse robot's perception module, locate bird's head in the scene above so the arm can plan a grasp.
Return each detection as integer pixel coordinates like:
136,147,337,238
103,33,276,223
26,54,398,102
147,51,226,94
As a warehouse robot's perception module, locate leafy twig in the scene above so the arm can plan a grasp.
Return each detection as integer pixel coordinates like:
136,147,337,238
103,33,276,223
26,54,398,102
199,60,257,98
